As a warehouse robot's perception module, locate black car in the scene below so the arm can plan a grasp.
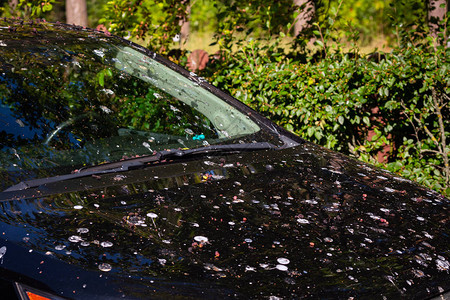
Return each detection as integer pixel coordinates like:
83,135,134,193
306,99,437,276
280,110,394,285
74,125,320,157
0,19,448,299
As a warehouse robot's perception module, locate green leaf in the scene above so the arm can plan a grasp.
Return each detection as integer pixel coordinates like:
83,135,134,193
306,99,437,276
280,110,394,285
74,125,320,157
98,72,105,87
43,4,53,12
314,130,323,140
315,40,324,48
363,116,370,126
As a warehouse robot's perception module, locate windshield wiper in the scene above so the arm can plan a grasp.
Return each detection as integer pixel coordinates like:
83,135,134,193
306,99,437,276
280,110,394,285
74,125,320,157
4,142,276,192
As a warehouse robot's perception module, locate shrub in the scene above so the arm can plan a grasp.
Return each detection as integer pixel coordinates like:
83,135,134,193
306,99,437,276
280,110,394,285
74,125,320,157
202,39,450,197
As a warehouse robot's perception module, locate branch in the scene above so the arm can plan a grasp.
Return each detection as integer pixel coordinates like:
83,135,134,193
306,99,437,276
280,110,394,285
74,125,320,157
442,92,450,105
410,108,442,152
432,88,449,186
420,149,441,155
241,49,255,74
400,101,423,155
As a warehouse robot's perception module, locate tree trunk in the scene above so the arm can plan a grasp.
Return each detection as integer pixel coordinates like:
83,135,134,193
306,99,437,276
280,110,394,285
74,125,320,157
293,0,315,36
66,0,88,27
428,0,447,42
8,0,18,11
7,0,18,16
179,2,191,44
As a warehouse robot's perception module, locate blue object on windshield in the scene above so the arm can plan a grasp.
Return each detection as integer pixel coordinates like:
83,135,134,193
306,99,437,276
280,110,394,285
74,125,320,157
193,134,205,141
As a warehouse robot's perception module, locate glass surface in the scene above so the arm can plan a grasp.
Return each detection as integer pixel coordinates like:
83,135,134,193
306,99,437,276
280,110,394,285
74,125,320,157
0,33,269,188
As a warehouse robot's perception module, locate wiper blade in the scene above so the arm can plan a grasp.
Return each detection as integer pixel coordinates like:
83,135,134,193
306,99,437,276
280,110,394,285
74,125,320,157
158,141,276,160
4,142,276,192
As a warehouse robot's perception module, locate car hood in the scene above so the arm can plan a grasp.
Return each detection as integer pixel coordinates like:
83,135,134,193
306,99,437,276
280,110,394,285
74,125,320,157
0,142,448,299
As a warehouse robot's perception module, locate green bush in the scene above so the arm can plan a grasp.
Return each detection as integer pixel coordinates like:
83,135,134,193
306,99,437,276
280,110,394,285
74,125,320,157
202,39,450,197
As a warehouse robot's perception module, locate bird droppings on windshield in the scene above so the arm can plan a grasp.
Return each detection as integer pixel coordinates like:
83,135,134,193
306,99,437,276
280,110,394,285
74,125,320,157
98,263,112,272
55,245,66,251
277,258,290,265
275,264,289,271
436,258,450,271
296,218,309,224
193,236,209,244
77,228,89,234
100,241,113,248
147,212,158,218
68,236,82,243
0,246,6,263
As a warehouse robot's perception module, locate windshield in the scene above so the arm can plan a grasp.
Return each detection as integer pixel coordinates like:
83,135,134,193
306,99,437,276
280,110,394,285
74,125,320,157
0,26,279,190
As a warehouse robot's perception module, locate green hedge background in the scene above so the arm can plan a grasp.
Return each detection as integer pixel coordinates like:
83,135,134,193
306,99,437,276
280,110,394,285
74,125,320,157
2,0,449,197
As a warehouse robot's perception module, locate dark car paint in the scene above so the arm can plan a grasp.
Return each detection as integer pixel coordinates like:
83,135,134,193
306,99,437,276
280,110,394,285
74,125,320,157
0,19,448,299
0,143,449,299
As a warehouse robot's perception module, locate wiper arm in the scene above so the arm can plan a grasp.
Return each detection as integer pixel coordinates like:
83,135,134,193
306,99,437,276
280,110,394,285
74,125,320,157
4,142,276,192
158,141,276,161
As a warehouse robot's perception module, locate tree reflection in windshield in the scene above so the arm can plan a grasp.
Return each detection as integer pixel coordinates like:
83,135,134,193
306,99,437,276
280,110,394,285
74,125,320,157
0,28,250,189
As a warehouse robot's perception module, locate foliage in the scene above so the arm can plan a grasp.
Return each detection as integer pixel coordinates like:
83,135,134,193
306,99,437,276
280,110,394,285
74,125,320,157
87,0,110,26
311,0,428,45
213,0,296,36
1,0,435,50
189,0,217,33
200,34,450,196
20,0,54,17
87,0,298,56
0,0,56,18
97,0,190,54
